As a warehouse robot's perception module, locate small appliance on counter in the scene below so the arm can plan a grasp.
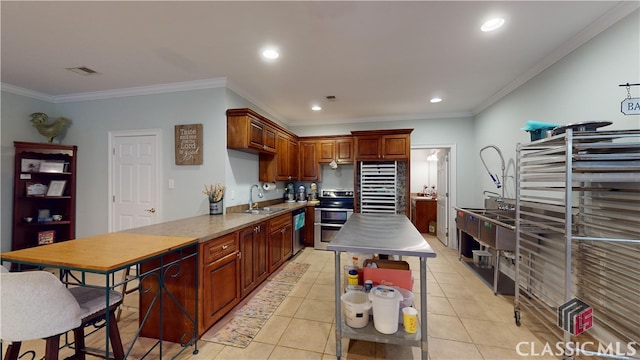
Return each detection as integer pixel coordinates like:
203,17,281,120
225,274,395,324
284,183,296,202
297,185,307,203
307,182,319,204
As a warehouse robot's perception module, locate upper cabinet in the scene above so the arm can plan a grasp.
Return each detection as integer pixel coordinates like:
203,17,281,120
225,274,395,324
12,141,77,254
260,131,299,182
352,129,412,161
227,108,277,154
318,137,353,164
299,141,319,181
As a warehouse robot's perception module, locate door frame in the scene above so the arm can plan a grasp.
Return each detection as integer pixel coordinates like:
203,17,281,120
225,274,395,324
107,129,163,232
411,143,457,249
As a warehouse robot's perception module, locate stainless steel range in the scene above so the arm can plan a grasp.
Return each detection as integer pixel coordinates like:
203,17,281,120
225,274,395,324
314,189,354,250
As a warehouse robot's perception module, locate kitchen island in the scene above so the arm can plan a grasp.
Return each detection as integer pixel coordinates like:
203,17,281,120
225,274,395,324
327,213,436,360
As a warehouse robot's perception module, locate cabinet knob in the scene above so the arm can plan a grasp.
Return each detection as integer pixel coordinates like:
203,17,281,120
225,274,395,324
145,208,156,213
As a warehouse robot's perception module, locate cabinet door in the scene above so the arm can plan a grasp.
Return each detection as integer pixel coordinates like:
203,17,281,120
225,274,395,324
300,141,319,181
304,206,315,246
263,125,277,153
201,252,240,331
254,223,269,284
355,136,382,160
239,226,256,297
275,133,290,181
281,223,293,260
268,227,284,272
318,140,335,163
288,139,299,181
381,134,409,160
248,117,265,150
335,138,354,163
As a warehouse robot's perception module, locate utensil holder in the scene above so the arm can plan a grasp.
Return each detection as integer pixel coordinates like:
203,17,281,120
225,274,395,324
209,199,223,215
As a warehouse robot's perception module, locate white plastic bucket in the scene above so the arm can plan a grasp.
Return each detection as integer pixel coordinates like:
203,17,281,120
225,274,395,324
368,285,402,334
341,291,371,328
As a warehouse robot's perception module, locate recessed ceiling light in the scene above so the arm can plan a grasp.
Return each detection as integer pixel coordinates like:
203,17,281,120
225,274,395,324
311,105,322,111
481,18,505,32
262,48,280,60
430,97,442,103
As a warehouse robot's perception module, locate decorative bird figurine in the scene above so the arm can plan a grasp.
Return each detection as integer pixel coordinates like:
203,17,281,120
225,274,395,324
29,112,72,143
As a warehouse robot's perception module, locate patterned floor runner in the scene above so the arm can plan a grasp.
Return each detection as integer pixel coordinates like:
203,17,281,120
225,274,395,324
201,261,310,348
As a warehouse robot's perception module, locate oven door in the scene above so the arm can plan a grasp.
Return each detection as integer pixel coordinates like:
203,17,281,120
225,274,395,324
314,223,344,250
314,208,353,250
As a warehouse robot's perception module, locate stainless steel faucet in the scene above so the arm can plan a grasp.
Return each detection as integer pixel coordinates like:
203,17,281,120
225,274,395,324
249,184,264,209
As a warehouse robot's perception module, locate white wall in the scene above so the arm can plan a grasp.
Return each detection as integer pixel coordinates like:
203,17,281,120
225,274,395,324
473,9,640,205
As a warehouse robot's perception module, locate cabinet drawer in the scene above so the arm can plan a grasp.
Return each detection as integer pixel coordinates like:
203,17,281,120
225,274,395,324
201,232,238,265
269,213,292,231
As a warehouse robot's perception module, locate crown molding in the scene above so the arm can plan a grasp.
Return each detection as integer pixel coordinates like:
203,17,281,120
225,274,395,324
2,78,228,103
53,78,228,103
288,111,473,127
473,1,640,116
225,79,290,126
1,83,55,102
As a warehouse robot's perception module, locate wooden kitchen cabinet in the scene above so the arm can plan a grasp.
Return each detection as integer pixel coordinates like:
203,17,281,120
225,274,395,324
411,198,437,233
12,141,77,256
227,108,277,154
299,140,320,181
239,222,268,298
318,137,353,163
352,129,412,161
267,213,293,273
260,131,299,182
304,205,316,247
199,232,240,333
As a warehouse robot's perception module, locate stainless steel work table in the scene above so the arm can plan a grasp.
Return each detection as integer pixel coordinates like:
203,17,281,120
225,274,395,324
327,213,436,360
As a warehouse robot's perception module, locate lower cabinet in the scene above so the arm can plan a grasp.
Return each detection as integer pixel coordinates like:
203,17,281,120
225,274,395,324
239,222,268,298
268,213,293,273
199,232,240,333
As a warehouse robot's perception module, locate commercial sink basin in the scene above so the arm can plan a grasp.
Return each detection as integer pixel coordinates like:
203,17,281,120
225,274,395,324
455,207,516,251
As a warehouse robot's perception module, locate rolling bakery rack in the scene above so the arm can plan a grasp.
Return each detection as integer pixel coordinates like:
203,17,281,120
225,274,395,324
514,128,639,359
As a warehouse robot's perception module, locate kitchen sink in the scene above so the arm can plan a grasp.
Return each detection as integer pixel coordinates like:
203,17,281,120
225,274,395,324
455,207,517,251
243,207,286,215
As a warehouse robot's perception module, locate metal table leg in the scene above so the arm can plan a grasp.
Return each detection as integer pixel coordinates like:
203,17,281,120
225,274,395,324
420,257,428,360
334,251,342,359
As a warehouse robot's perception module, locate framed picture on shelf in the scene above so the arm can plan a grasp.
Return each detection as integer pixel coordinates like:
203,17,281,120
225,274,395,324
46,180,67,197
26,182,48,196
21,159,41,172
37,230,55,245
39,160,65,173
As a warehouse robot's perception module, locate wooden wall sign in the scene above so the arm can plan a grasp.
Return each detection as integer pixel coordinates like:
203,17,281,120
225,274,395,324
175,124,203,165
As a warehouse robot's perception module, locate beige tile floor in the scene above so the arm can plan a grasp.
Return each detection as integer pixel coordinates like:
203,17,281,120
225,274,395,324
3,234,557,359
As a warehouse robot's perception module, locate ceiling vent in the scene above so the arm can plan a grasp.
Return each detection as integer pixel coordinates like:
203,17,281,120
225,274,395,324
66,66,98,75
325,95,336,101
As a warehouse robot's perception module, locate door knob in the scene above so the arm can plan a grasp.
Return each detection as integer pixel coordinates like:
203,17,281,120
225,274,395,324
145,208,156,213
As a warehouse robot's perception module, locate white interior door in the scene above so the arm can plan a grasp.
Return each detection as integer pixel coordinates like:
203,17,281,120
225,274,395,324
110,131,161,232
436,151,449,245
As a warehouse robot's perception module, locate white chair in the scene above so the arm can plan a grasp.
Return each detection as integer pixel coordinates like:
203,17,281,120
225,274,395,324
0,266,125,360
0,269,82,360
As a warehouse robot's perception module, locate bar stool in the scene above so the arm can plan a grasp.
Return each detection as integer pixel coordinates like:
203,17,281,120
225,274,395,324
0,269,82,360
68,287,125,360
